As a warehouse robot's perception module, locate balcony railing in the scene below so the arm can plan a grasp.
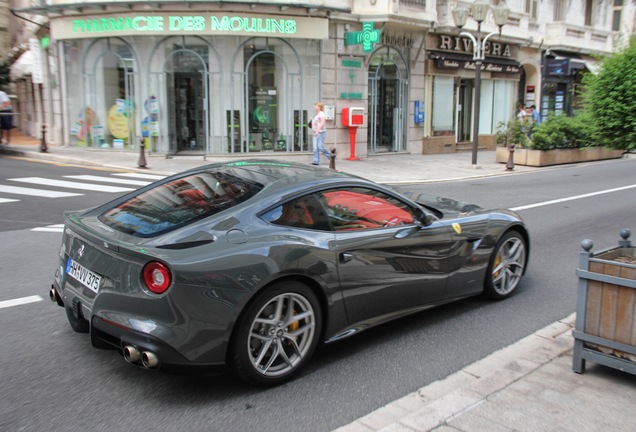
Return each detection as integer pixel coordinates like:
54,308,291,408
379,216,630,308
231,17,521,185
401,0,426,7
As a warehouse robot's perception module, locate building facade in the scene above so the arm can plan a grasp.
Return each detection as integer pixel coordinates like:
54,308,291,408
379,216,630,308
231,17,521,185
6,0,628,158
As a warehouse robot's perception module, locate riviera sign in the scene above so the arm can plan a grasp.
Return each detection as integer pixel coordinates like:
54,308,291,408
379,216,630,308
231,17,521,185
52,13,328,40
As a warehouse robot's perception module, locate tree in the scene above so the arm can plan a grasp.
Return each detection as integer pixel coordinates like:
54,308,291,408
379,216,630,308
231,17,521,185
583,38,636,151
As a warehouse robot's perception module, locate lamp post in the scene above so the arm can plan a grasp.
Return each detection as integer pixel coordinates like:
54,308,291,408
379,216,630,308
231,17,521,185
452,0,510,165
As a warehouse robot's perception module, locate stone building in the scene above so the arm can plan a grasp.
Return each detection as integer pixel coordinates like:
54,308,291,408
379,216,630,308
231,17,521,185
4,0,631,157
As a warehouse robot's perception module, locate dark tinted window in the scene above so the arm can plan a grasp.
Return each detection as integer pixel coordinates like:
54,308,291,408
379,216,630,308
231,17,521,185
262,194,331,231
99,170,263,237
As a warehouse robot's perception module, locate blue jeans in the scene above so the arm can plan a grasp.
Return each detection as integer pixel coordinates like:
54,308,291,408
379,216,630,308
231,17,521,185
312,131,330,164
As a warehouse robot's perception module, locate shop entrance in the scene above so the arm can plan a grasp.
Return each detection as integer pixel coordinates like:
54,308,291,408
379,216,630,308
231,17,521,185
457,79,474,143
368,48,408,153
171,73,205,152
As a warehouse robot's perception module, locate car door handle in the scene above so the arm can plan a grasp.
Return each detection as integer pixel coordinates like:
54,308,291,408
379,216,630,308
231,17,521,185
340,253,353,263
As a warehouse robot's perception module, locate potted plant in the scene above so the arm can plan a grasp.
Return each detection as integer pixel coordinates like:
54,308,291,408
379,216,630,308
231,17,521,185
572,228,636,375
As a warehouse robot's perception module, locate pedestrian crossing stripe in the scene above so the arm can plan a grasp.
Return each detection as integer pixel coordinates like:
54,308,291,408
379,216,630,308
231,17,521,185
9,177,135,193
0,172,166,204
113,173,166,180
63,175,152,186
31,224,64,233
0,184,82,198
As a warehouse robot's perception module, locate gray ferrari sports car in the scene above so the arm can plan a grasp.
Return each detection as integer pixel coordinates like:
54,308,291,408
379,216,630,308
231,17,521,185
50,160,529,385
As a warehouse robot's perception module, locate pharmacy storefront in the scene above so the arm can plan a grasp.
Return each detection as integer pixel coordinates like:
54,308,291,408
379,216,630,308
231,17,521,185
51,12,327,154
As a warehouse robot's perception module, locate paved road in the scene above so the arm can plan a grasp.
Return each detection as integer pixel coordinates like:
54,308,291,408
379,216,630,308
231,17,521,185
0,156,634,432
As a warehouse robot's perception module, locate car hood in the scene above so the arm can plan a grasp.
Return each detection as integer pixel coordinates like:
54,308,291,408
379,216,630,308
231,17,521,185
397,189,484,219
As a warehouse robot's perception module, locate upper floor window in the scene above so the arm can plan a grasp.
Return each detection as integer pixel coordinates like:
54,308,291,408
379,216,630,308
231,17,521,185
554,0,566,21
612,0,623,32
584,0,594,26
526,0,538,20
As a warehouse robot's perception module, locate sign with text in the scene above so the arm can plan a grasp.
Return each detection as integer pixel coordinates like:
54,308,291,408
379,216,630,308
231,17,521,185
29,38,44,84
51,13,328,40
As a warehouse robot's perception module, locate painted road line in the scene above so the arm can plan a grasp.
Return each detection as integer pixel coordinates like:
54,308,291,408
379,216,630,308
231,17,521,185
0,295,43,309
0,197,20,203
113,173,166,180
511,184,636,211
9,177,135,193
64,175,151,186
32,224,65,232
0,184,83,198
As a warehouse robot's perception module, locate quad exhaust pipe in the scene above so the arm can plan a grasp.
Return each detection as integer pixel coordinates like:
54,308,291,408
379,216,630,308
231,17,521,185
123,345,159,369
49,286,63,307
142,351,159,369
123,346,141,364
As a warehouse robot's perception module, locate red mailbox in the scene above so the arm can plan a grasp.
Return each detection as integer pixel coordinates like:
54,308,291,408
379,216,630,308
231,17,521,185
341,107,365,160
342,107,365,127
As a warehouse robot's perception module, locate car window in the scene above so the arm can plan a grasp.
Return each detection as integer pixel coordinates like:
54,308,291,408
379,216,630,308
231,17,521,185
262,194,331,231
317,187,415,231
99,170,263,237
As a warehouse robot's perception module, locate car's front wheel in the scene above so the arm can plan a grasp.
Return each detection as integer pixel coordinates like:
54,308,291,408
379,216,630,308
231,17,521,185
484,231,527,300
229,281,322,386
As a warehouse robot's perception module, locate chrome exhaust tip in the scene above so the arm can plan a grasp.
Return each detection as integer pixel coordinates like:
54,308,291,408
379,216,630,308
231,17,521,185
123,346,141,364
49,287,57,302
141,351,159,369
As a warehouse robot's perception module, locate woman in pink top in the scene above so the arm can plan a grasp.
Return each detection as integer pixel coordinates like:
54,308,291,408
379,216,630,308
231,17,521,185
311,102,330,165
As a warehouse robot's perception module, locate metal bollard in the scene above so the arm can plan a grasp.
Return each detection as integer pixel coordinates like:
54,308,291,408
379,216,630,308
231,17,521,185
40,123,48,152
505,144,515,171
138,138,148,168
329,147,336,170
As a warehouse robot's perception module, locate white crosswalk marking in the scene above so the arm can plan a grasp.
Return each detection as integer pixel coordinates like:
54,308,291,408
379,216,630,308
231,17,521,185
64,175,151,186
0,184,83,198
31,224,64,232
9,177,135,193
113,173,166,180
0,197,20,203
0,295,43,309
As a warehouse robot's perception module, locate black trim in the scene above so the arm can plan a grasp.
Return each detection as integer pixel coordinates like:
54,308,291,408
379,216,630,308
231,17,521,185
428,51,521,74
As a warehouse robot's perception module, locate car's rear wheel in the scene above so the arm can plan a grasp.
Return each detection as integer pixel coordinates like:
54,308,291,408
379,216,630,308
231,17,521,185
484,231,527,300
229,281,321,386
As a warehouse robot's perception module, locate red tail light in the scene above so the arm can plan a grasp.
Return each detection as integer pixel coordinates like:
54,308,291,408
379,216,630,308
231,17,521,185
142,262,172,294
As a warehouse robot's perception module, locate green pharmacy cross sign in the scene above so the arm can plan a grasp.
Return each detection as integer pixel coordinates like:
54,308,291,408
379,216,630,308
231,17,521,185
344,22,381,52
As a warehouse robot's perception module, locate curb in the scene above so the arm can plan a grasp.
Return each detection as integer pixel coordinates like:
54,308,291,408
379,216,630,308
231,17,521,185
333,313,576,432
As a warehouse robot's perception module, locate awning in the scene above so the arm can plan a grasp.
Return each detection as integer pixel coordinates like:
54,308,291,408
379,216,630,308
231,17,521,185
428,51,521,75
10,50,33,81
546,53,600,75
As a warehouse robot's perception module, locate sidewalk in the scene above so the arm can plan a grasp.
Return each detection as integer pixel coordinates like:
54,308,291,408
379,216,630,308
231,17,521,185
335,314,636,432
0,128,540,184
3,129,636,431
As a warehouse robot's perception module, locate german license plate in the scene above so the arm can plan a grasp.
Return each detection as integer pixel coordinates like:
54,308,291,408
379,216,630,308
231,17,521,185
66,257,101,293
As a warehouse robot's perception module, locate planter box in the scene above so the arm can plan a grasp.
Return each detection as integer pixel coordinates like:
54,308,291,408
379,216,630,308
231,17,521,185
572,229,636,375
496,146,624,167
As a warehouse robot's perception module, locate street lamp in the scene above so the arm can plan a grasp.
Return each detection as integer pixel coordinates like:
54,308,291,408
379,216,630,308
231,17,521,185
452,0,510,165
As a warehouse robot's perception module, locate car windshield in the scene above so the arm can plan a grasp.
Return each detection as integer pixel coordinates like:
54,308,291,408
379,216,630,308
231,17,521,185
99,170,264,237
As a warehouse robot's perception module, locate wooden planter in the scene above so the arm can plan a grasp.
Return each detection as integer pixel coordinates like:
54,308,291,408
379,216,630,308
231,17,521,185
495,146,624,166
572,228,636,375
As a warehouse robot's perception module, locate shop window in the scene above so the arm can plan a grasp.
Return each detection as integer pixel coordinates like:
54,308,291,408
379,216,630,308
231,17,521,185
432,76,455,135
245,49,278,151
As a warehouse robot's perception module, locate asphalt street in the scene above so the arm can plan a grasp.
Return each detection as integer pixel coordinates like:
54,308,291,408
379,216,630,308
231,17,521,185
0,151,635,431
